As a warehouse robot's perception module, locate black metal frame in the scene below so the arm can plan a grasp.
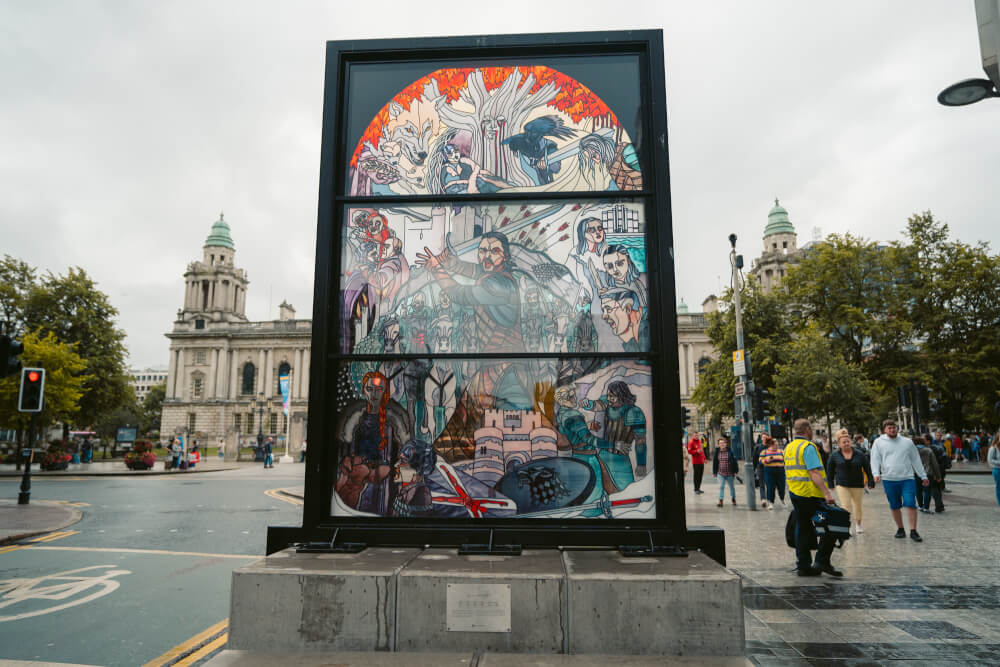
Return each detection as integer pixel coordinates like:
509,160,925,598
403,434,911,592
270,29,689,554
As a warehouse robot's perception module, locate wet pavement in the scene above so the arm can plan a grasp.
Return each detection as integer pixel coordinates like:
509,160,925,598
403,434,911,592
685,468,1000,665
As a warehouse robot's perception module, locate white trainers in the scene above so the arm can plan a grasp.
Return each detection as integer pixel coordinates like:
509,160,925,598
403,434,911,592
767,502,775,510
856,523,864,534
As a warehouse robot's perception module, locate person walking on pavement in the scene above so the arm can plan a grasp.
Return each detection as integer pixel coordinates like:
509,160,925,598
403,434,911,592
687,433,707,494
783,419,841,577
917,434,945,513
713,436,738,507
264,437,274,468
826,429,875,534
299,439,307,463
871,419,929,542
930,431,951,497
752,436,768,507
758,435,786,509
988,435,1000,507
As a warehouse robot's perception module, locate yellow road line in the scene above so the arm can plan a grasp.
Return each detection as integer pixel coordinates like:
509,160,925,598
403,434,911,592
142,618,227,667
29,530,80,543
0,544,29,554
265,487,303,506
173,632,228,667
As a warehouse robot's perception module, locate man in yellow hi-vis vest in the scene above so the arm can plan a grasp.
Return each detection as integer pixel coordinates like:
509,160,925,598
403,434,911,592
784,418,841,577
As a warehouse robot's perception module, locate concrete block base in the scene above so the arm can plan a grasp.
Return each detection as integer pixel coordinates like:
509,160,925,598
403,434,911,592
564,550,744,656
226,548,743,658
228,548,419,652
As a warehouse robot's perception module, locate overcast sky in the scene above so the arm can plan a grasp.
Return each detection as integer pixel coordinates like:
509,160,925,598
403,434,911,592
2,1,997,368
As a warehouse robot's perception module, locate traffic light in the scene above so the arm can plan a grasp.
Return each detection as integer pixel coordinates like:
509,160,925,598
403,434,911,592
18,367,45,413
681,406,691,429
753,387,771,422
1,334,23,378
781,406,792,422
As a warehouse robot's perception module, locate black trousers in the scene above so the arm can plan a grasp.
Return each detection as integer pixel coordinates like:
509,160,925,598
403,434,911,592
789,493,836,570
920,479,944,511
693,463,704,491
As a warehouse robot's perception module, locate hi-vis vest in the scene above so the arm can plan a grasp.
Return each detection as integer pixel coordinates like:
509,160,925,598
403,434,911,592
784,438,826,498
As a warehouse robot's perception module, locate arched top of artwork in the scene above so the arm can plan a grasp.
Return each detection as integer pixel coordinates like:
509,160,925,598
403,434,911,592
348,66,642,196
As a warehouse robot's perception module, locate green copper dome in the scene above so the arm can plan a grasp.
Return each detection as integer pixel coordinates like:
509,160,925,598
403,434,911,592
205,212,235,249
763,198,795,237
676,300,689,314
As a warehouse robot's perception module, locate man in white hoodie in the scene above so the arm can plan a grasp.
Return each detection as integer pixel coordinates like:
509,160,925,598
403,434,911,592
870,419,929,542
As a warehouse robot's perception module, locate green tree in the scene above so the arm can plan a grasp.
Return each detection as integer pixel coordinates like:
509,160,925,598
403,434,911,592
772,324,878,437
691,281,793,423
94,399,141,459
0,255,36,336
900,213,1000,432
781,233,917,391
140,382,166,434
0,330,90,439
23,267,131,434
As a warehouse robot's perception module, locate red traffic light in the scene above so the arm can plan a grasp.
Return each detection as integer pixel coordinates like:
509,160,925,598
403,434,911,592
28,371,40,382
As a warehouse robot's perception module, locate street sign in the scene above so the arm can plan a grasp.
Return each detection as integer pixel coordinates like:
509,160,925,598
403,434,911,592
734,381,746,397
116,427,137,443
732,350,746,377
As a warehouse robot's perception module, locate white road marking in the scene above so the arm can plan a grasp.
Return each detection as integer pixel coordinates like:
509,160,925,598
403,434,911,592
21,545,258,560
0,565,131,622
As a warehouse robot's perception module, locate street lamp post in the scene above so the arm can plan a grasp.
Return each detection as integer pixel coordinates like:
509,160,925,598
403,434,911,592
251,393,271,460
729,234,758,510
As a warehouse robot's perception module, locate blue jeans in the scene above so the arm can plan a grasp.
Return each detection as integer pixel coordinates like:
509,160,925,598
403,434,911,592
992,468,1000,507
764,467,786,503
718,474,735,499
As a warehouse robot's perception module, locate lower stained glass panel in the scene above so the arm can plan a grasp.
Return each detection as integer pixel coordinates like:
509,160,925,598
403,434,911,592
330,357,655,520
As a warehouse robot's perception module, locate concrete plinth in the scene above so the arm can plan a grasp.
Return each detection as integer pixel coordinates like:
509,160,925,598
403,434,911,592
228,547,419,652
395,549,565,654
563,550,743,656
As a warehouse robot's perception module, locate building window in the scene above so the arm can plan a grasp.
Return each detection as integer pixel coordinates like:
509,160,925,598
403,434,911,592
268,413,278,435
241,363,256,395
192,376,203,399
194,350,207,365
247,412,255,433
234,414,242,431
188,413,197,432
195,319,205,329
281,413,288,433
782,241,788,249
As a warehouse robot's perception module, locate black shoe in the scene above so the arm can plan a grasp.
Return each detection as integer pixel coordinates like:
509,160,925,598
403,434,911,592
694,489,703,494
935,507,945,513
895,527,906,538
816,563,844,577
910,530,923,542
796,567,822,577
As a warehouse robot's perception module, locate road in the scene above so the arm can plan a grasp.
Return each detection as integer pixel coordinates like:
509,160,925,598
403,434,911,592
0,463,303,666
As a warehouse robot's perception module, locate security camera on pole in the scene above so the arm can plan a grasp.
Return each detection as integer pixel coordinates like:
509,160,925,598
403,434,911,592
729,234,757,510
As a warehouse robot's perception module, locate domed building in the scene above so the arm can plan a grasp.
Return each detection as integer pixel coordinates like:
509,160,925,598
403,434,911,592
161,214,311,457
751,199,801,293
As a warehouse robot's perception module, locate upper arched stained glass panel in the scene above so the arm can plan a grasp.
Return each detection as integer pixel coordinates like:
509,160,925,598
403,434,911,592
347,66,642,197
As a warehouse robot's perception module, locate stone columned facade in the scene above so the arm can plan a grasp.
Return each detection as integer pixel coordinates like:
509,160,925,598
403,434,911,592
161,214,312,456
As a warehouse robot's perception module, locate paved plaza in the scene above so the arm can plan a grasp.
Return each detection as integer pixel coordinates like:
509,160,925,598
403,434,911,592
686,467,1000,665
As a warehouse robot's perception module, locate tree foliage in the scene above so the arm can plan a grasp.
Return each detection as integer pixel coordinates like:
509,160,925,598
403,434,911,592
1,260,132,430
899,213,1000,431
0,330,90,432
140,382,166,434
772,324,877,435
691,280,793,422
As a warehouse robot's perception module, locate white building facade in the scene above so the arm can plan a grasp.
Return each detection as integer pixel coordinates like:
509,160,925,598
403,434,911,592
128,368,169,403
161,215,311,455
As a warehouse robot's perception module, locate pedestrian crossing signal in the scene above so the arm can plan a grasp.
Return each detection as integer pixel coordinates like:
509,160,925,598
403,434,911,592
18,367,45,413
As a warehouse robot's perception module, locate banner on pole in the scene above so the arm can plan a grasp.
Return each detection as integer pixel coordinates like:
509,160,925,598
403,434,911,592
279,374,291,416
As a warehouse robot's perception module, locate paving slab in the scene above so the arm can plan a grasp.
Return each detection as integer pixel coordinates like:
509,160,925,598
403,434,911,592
0,499,82,544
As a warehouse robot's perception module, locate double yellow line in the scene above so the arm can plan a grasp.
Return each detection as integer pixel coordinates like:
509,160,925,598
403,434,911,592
264,488,303,506
0,529,79,553
143,618,228,667
30,530,80,542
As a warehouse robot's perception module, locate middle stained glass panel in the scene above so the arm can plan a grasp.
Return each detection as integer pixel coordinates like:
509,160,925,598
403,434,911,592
338,200,649,355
